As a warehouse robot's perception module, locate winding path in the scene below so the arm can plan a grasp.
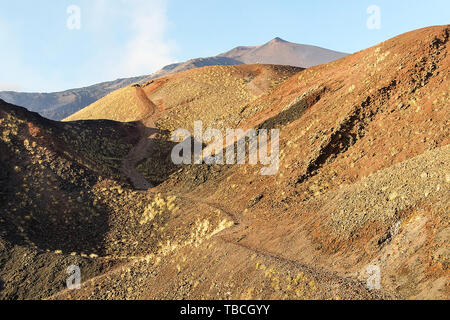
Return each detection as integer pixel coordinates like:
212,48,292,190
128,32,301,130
115,87,390,300
121,86,159,190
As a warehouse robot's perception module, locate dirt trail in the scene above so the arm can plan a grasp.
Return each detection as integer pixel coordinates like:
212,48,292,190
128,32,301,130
173,196,389,299
116,85,394,299
47,195,387,300
121,87,159,190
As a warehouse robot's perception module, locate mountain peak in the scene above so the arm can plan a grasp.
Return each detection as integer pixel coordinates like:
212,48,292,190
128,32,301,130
269,37,288,44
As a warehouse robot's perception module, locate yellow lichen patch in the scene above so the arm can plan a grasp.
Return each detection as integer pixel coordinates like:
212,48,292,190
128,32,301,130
139,193,180,225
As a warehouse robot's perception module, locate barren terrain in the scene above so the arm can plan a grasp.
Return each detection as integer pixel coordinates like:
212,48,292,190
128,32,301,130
0,25,448,300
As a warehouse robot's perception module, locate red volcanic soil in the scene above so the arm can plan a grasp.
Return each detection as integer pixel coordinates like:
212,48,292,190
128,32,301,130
0,25,448,300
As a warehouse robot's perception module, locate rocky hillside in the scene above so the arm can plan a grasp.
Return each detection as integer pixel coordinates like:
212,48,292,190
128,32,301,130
0,25,448,300
0,76,148,121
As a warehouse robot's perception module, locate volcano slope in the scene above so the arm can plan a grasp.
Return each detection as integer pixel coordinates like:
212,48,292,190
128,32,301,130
65,64,301,129
0,100,241,299
65,65,302,186
1,25,449,300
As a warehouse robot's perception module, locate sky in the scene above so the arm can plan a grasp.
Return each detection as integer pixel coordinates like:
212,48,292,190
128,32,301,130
0,0,448,92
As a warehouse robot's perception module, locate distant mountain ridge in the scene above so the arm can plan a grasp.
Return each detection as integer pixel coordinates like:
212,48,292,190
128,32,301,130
219,37,348,68
0,38,348,120
0,76,149,121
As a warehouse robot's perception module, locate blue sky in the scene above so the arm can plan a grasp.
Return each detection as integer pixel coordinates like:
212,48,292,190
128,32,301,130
0,0,448,92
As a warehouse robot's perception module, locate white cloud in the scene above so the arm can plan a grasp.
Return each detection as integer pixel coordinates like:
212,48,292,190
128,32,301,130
0,1,178,92
120,0,177,76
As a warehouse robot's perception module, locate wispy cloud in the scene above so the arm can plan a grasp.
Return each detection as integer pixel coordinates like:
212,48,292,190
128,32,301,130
119,0,177,76
90,0,177,79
